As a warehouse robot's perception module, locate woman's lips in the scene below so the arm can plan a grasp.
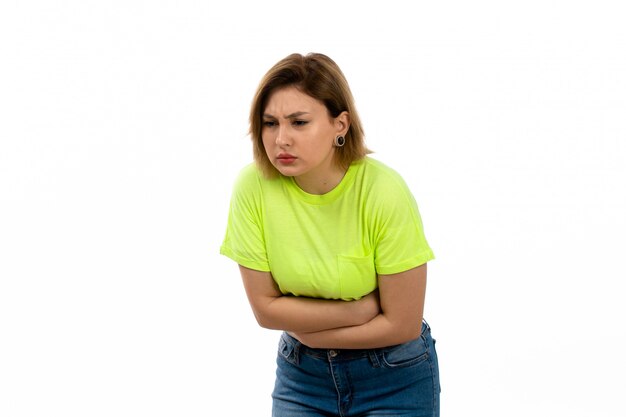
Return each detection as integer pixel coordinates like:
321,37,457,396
277,154,297,165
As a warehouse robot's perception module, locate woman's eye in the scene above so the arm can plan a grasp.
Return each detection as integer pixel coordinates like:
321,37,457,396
293,120,308,126
263,120,276,127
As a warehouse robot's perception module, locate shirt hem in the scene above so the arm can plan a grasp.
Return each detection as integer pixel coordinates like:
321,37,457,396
219,246,271,272
375,250,435,276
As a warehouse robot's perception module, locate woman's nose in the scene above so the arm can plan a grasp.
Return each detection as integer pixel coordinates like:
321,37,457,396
276,126,290,146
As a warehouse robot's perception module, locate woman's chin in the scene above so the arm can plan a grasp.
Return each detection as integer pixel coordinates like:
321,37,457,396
274,165,300,177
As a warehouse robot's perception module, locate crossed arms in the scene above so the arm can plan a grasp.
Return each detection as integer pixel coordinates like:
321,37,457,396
238,263,427,349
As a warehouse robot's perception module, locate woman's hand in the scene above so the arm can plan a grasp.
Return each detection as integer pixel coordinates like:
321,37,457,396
290,289,381,345
288,264,427,349
239,265,382,332
354,289,381,324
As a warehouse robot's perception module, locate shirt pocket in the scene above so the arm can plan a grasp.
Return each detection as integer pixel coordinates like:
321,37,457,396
337,253,377,300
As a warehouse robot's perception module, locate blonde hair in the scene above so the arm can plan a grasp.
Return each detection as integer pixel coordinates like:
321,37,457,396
249,53,370,178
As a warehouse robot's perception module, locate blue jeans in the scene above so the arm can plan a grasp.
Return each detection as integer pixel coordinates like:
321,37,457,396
272,321,440,417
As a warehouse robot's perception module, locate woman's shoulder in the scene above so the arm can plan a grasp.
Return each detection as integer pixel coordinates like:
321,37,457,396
231,162,284,197
233,162,273,186
234,162,261,180
230,163,264,196
357,158,425,224
358,156,412,194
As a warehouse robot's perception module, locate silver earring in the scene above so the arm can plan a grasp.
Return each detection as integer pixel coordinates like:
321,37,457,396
334,136,345,147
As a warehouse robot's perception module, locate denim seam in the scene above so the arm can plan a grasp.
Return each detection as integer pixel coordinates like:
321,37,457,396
381,351,429,368
342,365,354,415
368,350,381,368
328,360,345,417
426,340,438,415
380,336,430,369
293,339,301,365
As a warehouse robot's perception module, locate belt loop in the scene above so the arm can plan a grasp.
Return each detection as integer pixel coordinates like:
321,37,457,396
368,349,380,368
293,338,301,365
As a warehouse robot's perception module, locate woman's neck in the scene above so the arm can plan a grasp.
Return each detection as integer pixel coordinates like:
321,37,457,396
294,165,347,195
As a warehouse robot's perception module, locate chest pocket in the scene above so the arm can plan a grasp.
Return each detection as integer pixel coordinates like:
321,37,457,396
337,253,377,300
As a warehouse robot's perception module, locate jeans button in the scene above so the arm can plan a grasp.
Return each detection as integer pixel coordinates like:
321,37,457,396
329,350,338,357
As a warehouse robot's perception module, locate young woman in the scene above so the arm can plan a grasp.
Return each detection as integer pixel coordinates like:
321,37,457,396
221,53,440,417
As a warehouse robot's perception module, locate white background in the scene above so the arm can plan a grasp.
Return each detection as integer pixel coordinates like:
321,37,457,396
1,1,625,416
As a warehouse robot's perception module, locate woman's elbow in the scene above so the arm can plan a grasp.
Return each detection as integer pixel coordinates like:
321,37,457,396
245,294,282,329
250,308,268,329
392,316,423,344
250,306,281,330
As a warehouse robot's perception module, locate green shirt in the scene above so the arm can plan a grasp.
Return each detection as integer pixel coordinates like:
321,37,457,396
220,157,434,301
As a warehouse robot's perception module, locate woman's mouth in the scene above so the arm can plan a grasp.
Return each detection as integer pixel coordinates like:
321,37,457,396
277,154,297,165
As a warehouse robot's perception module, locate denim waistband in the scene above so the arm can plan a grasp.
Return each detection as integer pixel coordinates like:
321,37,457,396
281,320,431,361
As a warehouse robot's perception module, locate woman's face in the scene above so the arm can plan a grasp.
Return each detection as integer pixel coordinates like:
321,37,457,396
262,86,348,193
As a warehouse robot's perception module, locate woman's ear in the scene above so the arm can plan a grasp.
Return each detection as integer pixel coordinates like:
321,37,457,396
335,111,350,136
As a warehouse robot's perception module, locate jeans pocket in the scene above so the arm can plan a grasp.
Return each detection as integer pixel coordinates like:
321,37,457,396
381,336,429,368
277,334,297,365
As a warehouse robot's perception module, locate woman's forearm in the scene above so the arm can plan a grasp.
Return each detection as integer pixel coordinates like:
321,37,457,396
292,266,428,349
290,312,423,349
255,292,379,332
239,265,380,333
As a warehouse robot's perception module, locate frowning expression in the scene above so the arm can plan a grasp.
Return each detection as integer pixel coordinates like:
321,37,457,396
262,86,348,192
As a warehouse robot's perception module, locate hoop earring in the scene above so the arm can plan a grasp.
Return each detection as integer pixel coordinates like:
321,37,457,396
334,136,345,147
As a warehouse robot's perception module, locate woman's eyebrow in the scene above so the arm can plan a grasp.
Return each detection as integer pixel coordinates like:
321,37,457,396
263,111,310,119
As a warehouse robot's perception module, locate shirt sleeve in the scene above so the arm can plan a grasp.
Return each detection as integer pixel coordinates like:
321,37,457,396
371,171,435,276
220,165,271,272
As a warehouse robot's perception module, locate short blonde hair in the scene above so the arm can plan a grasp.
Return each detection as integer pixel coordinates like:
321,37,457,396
249,53,370,178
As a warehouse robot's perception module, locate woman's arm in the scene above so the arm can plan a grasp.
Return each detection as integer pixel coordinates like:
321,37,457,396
290,263,427,349
238,265,380,332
